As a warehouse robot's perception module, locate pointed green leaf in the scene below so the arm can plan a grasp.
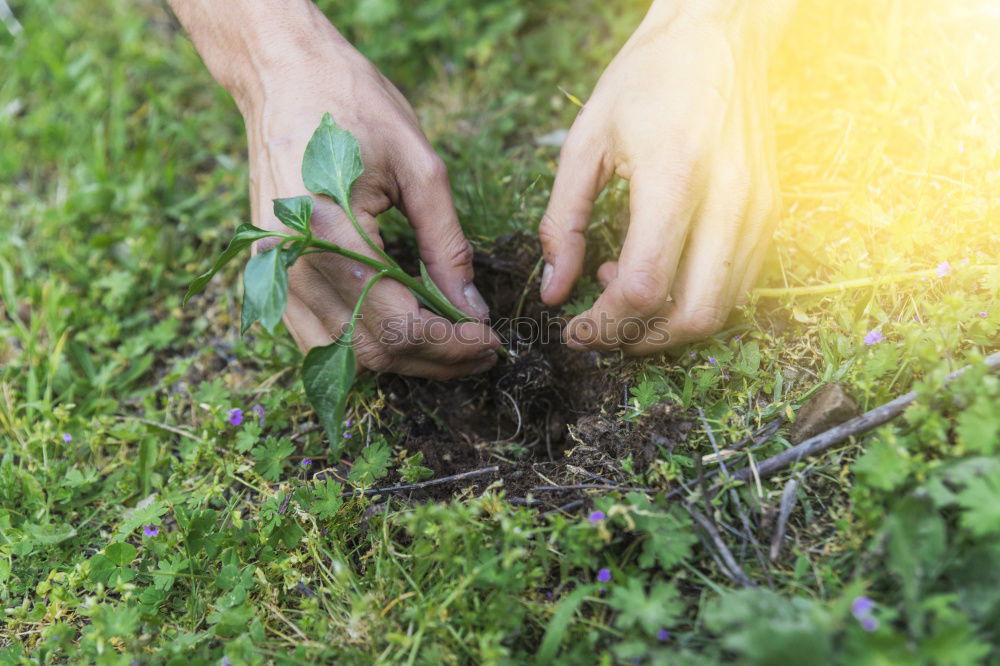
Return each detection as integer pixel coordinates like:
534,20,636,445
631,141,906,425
282,240,308,270
241,247,289,334
184,223,274,305
273,196,313,236
302,331,356,447
301,113,364,209
418,260,463,316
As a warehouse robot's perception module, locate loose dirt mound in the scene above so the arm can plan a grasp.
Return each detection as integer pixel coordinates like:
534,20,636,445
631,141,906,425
375,233,694,506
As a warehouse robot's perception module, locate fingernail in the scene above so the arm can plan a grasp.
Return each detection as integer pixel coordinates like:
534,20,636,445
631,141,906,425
540,263,554,295
463,283,490,319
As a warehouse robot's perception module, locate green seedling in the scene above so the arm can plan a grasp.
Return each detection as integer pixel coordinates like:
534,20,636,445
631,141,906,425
185,113,477,449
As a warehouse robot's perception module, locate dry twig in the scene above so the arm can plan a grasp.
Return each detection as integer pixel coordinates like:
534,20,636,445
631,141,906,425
345,466,500,497
731,352,1000,483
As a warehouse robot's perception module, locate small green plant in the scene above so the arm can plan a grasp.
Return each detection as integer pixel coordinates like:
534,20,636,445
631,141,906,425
184,113,475,448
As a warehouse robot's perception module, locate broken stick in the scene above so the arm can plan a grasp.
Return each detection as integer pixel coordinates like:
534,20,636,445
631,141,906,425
732,351,1000,484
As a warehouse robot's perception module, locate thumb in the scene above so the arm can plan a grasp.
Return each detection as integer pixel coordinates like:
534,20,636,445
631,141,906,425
400,154,490,321
538,119,610,306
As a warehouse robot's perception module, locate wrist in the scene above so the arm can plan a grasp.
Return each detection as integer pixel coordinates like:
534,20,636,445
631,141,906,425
170,0,354,114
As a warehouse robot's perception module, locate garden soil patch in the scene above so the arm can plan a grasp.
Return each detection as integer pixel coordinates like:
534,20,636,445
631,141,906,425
374,232,695,507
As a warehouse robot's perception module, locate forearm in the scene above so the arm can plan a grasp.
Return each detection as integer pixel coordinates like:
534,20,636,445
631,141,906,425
166,0,349,112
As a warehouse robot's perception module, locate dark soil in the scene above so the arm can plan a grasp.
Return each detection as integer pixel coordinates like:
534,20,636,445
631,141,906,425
374,232,694,508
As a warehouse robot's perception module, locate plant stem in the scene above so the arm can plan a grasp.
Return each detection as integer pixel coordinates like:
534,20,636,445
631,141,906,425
347,269,390,334
343,205,401,271
305,236,473,324
753,264,996,298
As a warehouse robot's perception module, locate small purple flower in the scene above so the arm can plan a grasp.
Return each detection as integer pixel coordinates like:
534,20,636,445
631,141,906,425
597,568,612,583
588,511,605,523
936,261,951,277
851,596,874,619
227,408,243,426
143,525,159,538
733,335,741,341
979,311,988,318
851,596,878,631
656,629,670,641
301,458,312,467
221,658,233,666
864,330,884,346
343,419,353,428
708,357,717,365
62,433,72,444
343,432,352,439
252,404,265,426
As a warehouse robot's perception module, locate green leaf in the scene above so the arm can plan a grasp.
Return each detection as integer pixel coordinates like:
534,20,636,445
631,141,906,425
535,584,599,664
608,580,683,635
241,246,289,334
137,438,156,496
216,564,241,591
737,341,761,376
302,112,364,209
626,493,696,572
885,497,947,634
272,196,313,236
302,332,356,445
311,478,345,519
89,543,137,585
957,393,1000,454
23,522,76,546
349,439,391,485
251,437,295,482
400,451,433,483
105,542,137,566
115,497,168,539
151,555,189,592
235,421,261,453
418,260,462,316
853,434,912,491
184,223,274,305
956,470,1000,537
91,604,140,638
705,590,833,665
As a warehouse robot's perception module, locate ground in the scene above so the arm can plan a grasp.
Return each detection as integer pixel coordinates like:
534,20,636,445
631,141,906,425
1,0,999,664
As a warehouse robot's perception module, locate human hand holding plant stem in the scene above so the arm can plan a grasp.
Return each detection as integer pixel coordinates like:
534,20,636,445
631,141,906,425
169,0,499,378
539,0,796,353
169,0,500,444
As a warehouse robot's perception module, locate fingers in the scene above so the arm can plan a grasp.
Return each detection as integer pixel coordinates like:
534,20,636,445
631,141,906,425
565,166,702,350
289,239,500,377
538,114,612,306
597,261,618,288
284,293,340,351
397,152,490,321
622,165,757,355
354,314,499,379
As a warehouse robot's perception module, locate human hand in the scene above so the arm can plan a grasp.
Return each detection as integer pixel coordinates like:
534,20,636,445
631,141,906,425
172,1,498,379
538,1,794,354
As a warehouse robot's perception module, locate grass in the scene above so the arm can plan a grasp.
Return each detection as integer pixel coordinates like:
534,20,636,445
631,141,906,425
1,0,998,663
